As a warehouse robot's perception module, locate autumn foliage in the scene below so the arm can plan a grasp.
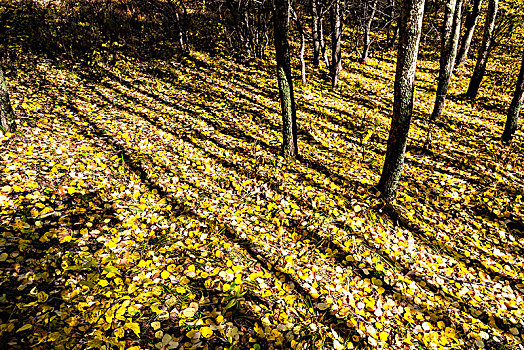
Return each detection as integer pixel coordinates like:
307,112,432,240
0,1,523,349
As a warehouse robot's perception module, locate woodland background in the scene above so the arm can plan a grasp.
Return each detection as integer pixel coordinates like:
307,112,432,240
0,0,524,349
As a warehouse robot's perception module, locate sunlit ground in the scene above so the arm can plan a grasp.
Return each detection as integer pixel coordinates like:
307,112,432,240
0,45,523,349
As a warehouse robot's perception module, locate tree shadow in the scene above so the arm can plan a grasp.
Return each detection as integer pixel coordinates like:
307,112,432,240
89,65,375,200
0,190,120,347
67,70,523,345
62,98,368,349
76,61,524,307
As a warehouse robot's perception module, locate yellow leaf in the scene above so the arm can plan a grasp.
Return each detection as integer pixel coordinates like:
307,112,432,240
317,303,329,311
363,130,373,143
445,327,456,338
115,328,125,338
333,339,343,350
125,322,140,336
151,321,161,330
161,271,170,279
59,235,72,243
16,324,33,332
201,326,213,338
379,332,389,342
98,279,109,287
0,253,8,262
182,307,196,318
37,291,48,303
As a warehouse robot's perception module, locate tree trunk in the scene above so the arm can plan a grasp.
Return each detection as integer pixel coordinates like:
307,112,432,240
320,18,330,68
311,0,321,66
388,24,399,49
502,49,524,142
377,0,426,200
299,27,306,83
465,0,498,99
291,8,307,83
172,0,190,54
430,0,465,121
0,67,15,133
274,0,298,158
331,0,342,87
385,0,396,49
174,11,187,52
361,0,378,64
455,0,483,69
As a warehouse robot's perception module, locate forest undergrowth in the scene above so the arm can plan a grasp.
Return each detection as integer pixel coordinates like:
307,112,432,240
0,45,524,350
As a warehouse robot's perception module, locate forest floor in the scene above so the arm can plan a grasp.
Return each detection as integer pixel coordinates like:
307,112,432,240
1,48,524,350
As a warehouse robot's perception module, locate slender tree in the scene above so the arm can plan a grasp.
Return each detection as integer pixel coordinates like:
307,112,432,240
465,0,498,99
320,17,330,68
311,0,322,66
311,0,330,69
0,67,15,133
385,0,399,49
331,0,342,87
274,0,298,157
291,8,307,83
502,49,524,142
455,0,484,69
430,0,465,121
377,0,426,200
359,0,379,64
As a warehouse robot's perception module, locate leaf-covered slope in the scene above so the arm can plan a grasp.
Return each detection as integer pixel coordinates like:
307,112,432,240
0,50,523,350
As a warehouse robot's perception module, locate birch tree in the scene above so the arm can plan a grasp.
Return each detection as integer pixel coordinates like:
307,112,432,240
465,0,499,99
377,0,426,200
0,67,15,133
430,0,465,121
502,48,524,142
274,0,298,157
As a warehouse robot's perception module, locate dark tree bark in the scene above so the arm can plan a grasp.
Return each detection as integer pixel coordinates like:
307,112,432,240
430,0,465,121
387,23,399,49
274,0,298,158
311,0,322,66
465,0,498,99
455,0,484,69
0,67,15,133
320,18,330,68
386,0,398,49
174,10,188,52
502,49,524,142
377,0,426,200
331,0,342,87
360,0,379,64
